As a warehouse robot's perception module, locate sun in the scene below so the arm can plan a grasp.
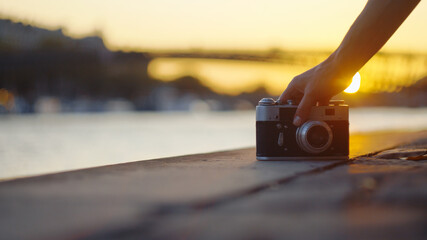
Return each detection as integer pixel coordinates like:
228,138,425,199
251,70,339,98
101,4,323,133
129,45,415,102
344,72,361,93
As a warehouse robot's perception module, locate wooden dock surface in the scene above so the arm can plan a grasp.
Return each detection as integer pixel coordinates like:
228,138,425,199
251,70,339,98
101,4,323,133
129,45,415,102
0,131,426,240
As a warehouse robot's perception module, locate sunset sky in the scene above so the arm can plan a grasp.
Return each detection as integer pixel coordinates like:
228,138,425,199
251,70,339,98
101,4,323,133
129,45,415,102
1,0,426,52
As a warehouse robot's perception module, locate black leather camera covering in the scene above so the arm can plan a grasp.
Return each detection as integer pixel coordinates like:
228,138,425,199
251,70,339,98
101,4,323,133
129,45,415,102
256,107,349,158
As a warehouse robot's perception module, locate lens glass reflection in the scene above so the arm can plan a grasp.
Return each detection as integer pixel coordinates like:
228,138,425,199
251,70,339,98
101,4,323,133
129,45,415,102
307,126,329,148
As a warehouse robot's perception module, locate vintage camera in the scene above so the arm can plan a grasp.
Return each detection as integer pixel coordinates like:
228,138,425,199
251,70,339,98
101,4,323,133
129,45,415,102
256,98,349,160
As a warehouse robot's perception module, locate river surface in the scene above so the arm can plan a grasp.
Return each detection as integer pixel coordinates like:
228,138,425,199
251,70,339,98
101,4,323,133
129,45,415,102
1,107,427,180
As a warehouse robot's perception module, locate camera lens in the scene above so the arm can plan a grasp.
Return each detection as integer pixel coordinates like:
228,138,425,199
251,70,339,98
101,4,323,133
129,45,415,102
307,126,329,148
296,121,332,154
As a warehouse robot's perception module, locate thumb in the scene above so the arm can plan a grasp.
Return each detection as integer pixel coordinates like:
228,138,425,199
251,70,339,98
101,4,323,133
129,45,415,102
293,94,315,126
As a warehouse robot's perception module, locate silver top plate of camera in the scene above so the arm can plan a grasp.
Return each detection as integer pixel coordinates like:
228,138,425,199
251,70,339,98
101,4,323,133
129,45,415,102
256,98,348,122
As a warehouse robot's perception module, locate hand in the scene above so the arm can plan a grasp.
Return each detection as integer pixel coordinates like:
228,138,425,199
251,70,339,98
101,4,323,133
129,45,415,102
278,0,420,127
278,57,352,126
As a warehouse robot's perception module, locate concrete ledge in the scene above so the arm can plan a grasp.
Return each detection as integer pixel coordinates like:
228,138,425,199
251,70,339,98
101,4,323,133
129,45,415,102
0,131,426,239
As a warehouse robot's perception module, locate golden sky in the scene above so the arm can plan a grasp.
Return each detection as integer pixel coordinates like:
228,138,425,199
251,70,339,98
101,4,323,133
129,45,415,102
1,0,426,52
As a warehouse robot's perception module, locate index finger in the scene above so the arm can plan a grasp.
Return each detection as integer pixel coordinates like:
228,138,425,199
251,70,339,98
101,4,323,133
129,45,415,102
278,84,296,104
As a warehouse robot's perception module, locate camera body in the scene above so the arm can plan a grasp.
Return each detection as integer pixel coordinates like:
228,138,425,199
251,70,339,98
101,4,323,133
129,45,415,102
256,98,349,160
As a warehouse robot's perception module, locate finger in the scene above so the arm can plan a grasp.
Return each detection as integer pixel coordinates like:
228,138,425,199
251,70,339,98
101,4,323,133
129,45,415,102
278,84,296,104
317,98,330,106
313,98,329,106
293,94,316,126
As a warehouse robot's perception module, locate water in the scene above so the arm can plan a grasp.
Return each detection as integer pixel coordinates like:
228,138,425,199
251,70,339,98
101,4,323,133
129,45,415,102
1,107,427,180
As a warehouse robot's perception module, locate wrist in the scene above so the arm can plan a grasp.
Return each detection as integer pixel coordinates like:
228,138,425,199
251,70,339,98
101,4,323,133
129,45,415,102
324,50,356,83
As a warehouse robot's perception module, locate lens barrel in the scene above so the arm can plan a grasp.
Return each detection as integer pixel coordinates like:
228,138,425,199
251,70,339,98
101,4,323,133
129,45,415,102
296,121,332,154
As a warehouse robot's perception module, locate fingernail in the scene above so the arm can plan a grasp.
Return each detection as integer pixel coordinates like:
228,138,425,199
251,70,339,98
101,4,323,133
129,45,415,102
293,116,301,126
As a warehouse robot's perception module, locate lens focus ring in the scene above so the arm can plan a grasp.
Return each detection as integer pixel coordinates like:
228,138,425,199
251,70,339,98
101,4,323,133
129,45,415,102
296,121,333,154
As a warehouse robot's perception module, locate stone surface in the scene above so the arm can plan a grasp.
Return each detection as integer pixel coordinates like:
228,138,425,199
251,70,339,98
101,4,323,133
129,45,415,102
141,156,427,240
0,131,426,239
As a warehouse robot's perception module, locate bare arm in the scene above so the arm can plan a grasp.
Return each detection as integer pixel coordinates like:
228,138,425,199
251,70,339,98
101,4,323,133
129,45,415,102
278,0,420,126
333,0,420,78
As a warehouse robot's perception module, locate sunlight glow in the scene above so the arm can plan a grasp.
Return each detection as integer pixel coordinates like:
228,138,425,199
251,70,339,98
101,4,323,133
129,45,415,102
344,72,361,94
